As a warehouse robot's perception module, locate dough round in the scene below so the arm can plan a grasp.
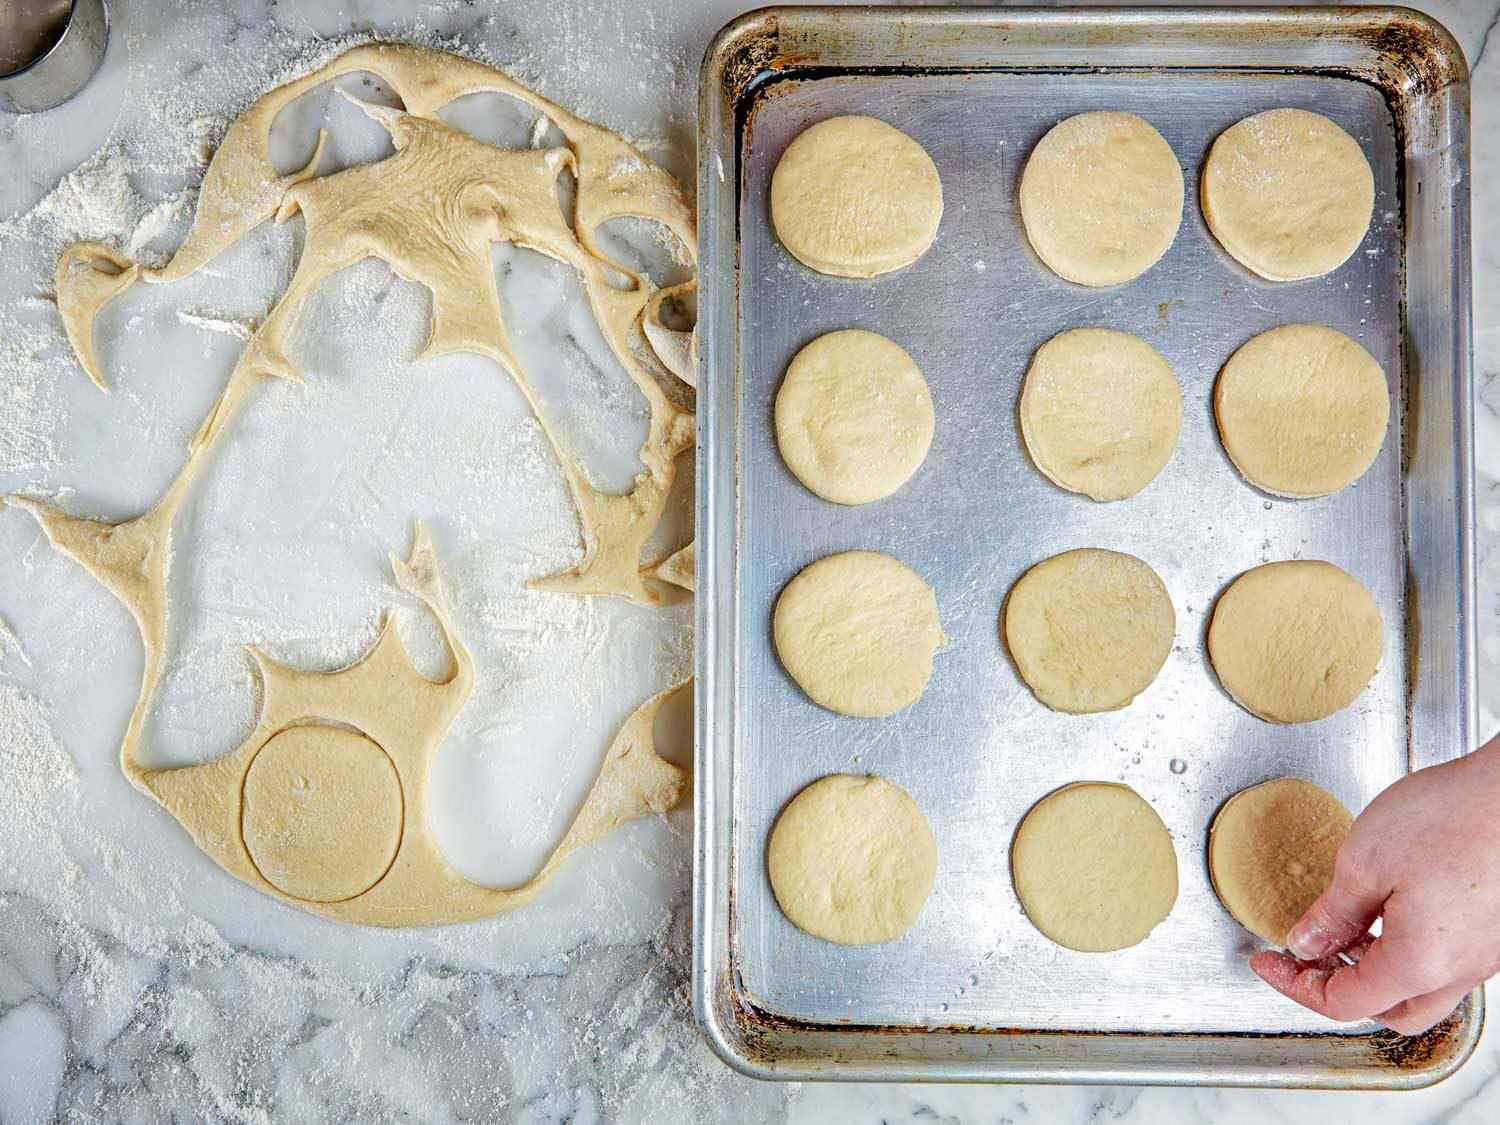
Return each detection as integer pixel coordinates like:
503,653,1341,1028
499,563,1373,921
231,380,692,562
1202,108,1374,281
1004,549,1174,713
1020,328,1182,501
1208,561,1383,724
1019,111,1184,287
1012,783,1177,952
770,115,943,278
775,329,934,505
767,774,938,945
774,550,944,718
1209,777,1354,945
242,726,403,903
1215,323,1389,498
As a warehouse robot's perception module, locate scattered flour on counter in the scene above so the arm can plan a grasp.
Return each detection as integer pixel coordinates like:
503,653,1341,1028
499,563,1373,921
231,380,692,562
0,682,76,807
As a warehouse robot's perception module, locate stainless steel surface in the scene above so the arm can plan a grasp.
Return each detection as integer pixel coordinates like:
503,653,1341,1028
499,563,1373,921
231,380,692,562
0,0,107,114
694,6,1476,1087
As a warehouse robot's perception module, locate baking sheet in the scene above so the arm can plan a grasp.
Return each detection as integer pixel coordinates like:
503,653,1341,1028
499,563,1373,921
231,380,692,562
694,5,1476,1086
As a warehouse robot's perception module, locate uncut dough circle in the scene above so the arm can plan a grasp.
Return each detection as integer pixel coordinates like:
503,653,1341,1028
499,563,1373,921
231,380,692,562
1209,777,1354,946
1020,328,1182,501
1215,323,1389,498
1208,560,1383,724
242,726,403,903
1019,111,1184,286
768,774,938,945
1004,549,1174,713
770,115,943,278
1012,783,1178,952
774,550,944,718
775,329,935,505
1202,108,1374,281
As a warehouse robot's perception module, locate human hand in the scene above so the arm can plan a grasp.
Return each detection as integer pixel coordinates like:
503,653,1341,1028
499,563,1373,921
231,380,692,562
1249,733,1500,1035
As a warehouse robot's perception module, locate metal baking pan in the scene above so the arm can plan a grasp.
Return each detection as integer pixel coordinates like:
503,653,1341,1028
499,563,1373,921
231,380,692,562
693,5,1475,1087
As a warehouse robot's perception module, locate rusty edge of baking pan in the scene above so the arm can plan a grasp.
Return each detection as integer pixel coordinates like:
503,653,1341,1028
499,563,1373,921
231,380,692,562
693,6,1475,1086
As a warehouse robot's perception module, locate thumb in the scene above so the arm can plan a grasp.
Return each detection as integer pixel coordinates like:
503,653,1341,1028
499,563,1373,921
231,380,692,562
1285,856,1389,961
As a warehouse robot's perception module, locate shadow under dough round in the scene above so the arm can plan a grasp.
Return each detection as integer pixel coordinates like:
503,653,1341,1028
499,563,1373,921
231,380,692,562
1011,782,1178,952
770,115,943,278
768,774,938,945
1004,548,1174,714
1215,323,1389,498
1208,560,1383,724
1201,107,1374,281
774,550,944,718
1019,110,1184,286
775,328,934,505
1209,777,1354,946
1019,327,1182,501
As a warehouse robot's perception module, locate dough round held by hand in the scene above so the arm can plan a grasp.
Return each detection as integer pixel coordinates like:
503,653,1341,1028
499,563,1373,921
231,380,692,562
1208,560,1383,723
768,774,938,944
1020,327,1182,501
1004,548,1174,713
1019,111,1184,286
1202,108,1374,281
1215,323,1389,498
771,115,943,278
242,726,403,903
776,329,934,505
774,550,944,718
1012,782,1178,952
1209,777,1354,945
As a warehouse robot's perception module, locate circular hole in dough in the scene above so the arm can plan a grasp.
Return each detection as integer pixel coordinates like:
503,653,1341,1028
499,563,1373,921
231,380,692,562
241,725,403,903
1208,560,1383,724
1018,111,1184,287
1201,108,1374,281
1209,777,1354,946
1011,782,1178,952
774,550,944,718
767,773,937,945
770,115,943,278
1019,327,1182,501
775,329,935,505
1214,323,1389,498
1003,548,1174,714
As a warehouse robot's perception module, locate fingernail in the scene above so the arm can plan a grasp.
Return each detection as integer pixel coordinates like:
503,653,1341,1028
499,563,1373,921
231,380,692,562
1287,921,1335,961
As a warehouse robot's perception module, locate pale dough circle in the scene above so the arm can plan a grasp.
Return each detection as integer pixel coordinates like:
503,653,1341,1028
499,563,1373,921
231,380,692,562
242,726,403,903
1208,560,1383,724
1004,549,1174,714
1020,328,1182,501
1019,111,1184,287
774,550,944,718
1215,323,1389,498
770,115,943,278
1202,108,1375,281
767,774,938,945
1012,782,1178,952
775,329,935,505
1209,777,1354,945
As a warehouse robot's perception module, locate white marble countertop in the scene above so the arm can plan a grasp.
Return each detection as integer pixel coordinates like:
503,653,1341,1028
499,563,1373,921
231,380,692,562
0,0,1496,1121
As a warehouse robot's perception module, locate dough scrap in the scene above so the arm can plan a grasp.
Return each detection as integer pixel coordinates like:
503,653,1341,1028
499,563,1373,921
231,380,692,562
767,774,937,945
1202,108,1374,281
1215,323,1389,498
12,44,701,926
1019,111,1183,287
646,539,695,592
773,550,944,718
1208,560,1383,724
770,115,943,278
775,329,934,505
1004,548,1174,713
1209,777,1353,946
1012,782,1178,952
1019,328,1182,501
